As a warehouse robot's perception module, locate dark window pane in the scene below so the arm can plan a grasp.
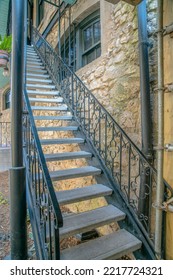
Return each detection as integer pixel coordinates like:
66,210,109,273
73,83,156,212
83,26,92,51
93,21,101,44
5,90,11,109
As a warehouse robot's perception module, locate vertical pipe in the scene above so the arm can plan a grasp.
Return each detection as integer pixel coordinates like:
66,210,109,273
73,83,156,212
137,0,153,159
155,0,164,259
137,0,153,224
10,0,27,259
58,0,61,55
68,6,71,66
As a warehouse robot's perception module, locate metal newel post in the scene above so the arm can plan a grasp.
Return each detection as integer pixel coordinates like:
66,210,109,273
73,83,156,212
10,0,27,259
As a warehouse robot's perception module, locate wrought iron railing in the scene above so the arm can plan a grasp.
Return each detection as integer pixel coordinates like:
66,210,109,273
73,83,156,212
23,88,63,260
0,122,11,147
32,27,172,257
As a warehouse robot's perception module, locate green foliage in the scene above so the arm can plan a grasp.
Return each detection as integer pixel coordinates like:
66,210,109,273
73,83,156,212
0,192,8,205
0,35,12,53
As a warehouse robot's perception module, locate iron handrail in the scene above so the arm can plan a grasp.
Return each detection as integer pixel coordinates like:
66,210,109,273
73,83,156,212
32,27,171,256
23,88,63,259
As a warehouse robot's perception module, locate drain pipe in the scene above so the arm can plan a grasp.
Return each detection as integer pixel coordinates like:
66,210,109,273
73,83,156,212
10,0,27,259
137,0,153,221
155,0,164,259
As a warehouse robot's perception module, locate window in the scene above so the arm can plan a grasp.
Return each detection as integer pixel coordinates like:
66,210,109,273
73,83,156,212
60,10,101,71
38,0,44,26
4,89,11,110
82,18,101,67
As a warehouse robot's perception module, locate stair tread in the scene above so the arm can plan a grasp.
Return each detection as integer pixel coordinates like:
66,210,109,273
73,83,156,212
27,74,49,78
27,78,52,83
37,126,78,131
27,84,55,89
27,90,60,96
60,205,125,239
27,53,38,56
49,166,101,181
27,65,45,69
34,115,73,120
40,138,85,145
31,105,68,111
61,229,141,260
45,151,92,161
27,62,43,66
29,97,63,103
27,69,47,73
57,184,112,205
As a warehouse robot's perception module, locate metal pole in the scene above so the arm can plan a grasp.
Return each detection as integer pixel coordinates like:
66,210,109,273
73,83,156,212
58,0,61,55
10,0,27,260
155,0,164,259
137,0,153,227
137,0,153,158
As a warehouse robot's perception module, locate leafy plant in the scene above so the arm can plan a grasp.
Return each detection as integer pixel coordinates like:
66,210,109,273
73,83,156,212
0,192,8,205
0,35,12,53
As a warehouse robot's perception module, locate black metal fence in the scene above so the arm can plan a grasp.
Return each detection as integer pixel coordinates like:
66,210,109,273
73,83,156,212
0,122,11,148
32,27,172,257
23,89,63,259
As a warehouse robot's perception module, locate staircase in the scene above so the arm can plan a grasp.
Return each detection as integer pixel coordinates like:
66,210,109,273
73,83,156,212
25,45,142,260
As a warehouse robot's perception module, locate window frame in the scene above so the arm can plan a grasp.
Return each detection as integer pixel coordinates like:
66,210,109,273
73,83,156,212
4,89,11,110
38,0,44,26
81,17,101,67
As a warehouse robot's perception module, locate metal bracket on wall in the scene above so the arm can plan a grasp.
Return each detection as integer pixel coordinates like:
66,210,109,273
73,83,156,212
163,23,173,38
165,143,173,152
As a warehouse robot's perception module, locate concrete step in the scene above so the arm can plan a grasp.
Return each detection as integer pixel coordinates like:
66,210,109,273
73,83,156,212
27,62,43,67
27,68,47,74
27,52,38,56
48,166,102,181
29,97,63,103
27,90,60,96
61,229,142,260
40,138,85,145
27,65,45,69
34,115,73,121
45,151,92,161
56,184,112,205
31,105,68,111
27,78,53,84
27,73,50,79
60,205,125,239
27,57,41,61
37,126,78,132
27,84,55,89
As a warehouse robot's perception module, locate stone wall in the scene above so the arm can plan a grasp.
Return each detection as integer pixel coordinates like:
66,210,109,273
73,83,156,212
77,1,141,145
0,84,11,123
38,0,158,148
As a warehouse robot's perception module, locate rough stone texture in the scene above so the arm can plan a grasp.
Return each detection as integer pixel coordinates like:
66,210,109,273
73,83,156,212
0,85,11,123
77,2,141,145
